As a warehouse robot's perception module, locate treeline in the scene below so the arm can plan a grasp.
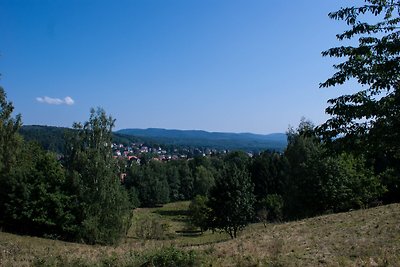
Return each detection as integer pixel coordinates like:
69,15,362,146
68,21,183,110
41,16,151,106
1,86,398,243
0,90,131,244
19,125,144,154
124,119,394,238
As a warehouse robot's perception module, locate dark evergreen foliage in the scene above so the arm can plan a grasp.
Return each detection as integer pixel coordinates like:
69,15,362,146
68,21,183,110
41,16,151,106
249,151,288,201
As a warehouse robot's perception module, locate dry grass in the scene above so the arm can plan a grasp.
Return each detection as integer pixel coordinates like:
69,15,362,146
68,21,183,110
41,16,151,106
203,204,400,266
0,203,399,266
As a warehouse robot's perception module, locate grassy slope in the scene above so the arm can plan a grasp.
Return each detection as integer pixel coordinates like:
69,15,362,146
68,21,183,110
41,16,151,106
1,203,399,266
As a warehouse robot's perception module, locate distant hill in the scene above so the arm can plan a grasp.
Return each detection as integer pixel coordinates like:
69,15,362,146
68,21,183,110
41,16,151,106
19,125,142,153
19,125,287,153
19,125,72,153
117,128,287,152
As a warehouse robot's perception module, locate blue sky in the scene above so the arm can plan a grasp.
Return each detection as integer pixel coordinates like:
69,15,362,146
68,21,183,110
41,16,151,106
1,0,357,134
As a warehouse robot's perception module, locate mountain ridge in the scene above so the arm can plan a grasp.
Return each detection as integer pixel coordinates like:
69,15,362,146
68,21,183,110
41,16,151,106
117,128,287,151
18,125,287,152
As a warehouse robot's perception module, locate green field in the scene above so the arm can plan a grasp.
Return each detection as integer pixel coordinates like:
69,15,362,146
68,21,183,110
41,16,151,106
1,202,400,266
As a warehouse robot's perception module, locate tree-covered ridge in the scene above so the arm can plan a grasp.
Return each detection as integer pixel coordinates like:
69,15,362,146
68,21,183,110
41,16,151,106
19,125,287,155
117,128,287,152
19,125,143,154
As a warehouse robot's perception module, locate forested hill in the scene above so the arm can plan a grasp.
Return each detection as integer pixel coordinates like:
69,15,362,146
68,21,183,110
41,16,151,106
117,128,287,151
19,125,287,153
19,125,142,153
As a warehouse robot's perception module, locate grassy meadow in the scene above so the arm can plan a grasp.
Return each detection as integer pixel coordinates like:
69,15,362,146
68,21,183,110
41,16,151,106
1,202,399,266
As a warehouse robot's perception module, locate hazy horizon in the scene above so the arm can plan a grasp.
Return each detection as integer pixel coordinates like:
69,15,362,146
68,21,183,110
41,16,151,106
22,124,287,136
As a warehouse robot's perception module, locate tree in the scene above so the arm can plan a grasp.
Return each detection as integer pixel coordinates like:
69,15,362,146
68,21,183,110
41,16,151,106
207,164,255,238
177,160,194,200
0,89,77,239
64,108,131,245
257,194,284,224
284,120,384,219
318,0,400,202
0,87,23,227
249,151,287,201
284,121,327,218
132,161,170,207
193,166,215,197
223,151,250,171
165,162,182,201
319,0,400,146
3,142,75,238
188,195,211,233
318,1,400,200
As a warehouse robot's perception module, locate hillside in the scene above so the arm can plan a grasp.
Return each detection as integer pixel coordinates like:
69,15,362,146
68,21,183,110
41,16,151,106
19,125,143,153
1,203,399,266
19,125,288,153
117,128,287,152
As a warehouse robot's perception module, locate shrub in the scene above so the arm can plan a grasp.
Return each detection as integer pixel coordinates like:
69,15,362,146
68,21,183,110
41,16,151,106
142,247,199,267
258,194,284,223
134,216,171,240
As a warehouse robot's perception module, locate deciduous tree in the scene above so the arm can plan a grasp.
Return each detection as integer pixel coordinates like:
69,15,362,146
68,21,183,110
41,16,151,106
0,87,22,227
64,108,131,244
318,0,400,202
207,163,255,238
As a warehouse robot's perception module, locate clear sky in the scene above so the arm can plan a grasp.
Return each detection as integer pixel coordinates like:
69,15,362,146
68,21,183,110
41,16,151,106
1,0,357,134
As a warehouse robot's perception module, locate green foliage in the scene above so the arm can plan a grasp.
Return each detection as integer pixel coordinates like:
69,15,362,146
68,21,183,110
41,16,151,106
189,195,211,233
19,125,142,154
19,125,70,153
134,215,171,240
124,157,219,207
127,161,170,207
165,162,182,201
208,163,255,238
64,108,131,245
284,120,385,218
0,88,22,224
127,186,141,209
258,194,284,223
321,153,385,211
223,150,250,171
250,151,288,201
319,1,400,146
378,167,400,203
193,166,215,196
0,88,79,240
318,0,400,201
284,121,326,218
142,247,199,267
177,160,194,200
1,142,76,238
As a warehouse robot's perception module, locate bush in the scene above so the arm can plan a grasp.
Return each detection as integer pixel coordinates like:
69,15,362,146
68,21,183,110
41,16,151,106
134,216,171,240
142,247,199,267
258,194,284,223
189,195,210,233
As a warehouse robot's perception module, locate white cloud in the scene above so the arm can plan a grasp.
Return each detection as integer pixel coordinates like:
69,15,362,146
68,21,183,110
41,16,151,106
64,96,75,105
36,96,75,105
